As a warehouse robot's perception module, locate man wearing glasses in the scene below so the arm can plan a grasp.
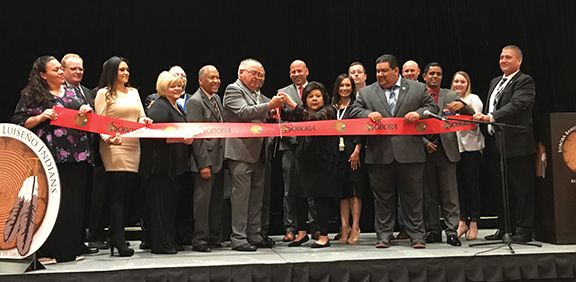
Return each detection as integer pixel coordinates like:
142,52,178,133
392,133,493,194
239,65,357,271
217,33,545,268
222,58,285,251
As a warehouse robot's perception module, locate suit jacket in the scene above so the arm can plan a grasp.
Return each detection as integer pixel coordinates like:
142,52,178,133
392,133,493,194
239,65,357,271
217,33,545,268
222,79,271,163
350,78,439,164
425,88,475,162
186,87,225,173
484,71,536,158
275,84,303,151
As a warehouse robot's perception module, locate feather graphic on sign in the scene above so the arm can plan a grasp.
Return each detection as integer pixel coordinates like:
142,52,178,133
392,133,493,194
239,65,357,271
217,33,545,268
3,176,35,244
16,176,38,256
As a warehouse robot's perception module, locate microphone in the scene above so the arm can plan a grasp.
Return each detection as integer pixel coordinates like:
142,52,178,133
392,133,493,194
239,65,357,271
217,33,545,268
423,110,447,122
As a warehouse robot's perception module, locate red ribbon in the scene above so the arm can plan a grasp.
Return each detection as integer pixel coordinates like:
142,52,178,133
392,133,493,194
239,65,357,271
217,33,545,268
50,107,476,139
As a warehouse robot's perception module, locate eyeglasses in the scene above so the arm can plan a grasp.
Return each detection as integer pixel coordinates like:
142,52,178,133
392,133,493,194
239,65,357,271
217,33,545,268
242,69,264,78
65,67,84,72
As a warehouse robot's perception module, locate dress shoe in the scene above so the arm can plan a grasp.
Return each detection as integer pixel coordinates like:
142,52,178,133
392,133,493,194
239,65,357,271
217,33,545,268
311,241,330,248
446,234,462,246
311,231,320,240
334,231,342,240
193,244,212,252
288,235,309,247
425,233,442,243
375,239,390,248
484,229,505,240
88,241,108,249
151,249,178,255
283,232,295,242
139,241,151,250
511,232,532,243
175,243,185,252
81,244,99,254
395,230,409,240
209,242,225,249
255,237,275,248
411,240,426,249
233,243,257,251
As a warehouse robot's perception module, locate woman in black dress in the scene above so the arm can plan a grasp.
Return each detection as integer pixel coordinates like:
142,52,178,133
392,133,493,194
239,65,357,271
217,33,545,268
280,81,339,248
332,74,367,244
140,71,193,254
12,56,94,263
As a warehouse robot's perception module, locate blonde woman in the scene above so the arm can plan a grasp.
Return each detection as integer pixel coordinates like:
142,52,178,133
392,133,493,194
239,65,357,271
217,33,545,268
451,71,484,240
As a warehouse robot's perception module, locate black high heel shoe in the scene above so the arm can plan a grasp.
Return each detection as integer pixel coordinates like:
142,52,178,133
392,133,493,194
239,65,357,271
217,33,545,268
109,238,134,257
288,235,309,247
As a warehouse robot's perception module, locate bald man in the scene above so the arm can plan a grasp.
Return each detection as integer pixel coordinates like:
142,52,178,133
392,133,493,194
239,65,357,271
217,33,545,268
275,60,308,242
402,60,421,81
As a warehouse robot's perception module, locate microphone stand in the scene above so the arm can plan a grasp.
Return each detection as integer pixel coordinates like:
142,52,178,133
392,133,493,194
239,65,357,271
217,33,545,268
440,115,542,254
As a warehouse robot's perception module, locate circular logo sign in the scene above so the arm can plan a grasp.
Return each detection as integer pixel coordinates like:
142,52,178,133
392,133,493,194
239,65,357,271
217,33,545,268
563,131,576,172
0,123,60,259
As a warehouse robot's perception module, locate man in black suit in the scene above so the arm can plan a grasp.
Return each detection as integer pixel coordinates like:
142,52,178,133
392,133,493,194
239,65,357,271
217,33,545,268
421,62,474,246
474,45,536,242
275,60,308,242
186,65,225,252
61,53,99,255
350,54,439,248
62,53,95,103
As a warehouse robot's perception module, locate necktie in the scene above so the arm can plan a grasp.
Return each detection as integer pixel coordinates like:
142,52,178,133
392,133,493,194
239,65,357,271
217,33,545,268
492,78,508,108
387,86,397,114
298,86,303,99
211,96,222,121
488,77,508,134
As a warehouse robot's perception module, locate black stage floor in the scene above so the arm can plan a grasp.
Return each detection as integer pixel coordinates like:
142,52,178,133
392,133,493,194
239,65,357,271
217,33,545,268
2,229,576,282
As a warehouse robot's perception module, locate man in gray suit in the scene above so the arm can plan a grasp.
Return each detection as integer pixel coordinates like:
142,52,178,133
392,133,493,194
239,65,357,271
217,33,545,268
421,62,474,247
275,60,308,242
186,65,225,252
223,58,285,251
350,54,439,248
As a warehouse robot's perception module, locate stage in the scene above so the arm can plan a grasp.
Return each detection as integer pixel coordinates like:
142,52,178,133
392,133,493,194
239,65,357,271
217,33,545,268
2,229,576,281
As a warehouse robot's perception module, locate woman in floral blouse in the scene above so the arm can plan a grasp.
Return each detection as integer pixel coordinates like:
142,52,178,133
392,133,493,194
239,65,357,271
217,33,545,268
12,55,94,263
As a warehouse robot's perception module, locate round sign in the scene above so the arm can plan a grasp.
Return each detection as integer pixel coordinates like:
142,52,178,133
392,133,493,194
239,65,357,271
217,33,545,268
0,123,60,259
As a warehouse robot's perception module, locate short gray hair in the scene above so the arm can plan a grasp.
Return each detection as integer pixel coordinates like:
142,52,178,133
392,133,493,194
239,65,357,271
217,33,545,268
238,58,264,76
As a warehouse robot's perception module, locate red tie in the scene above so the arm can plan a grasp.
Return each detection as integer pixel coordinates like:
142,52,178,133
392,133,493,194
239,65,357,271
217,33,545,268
298,86,303,99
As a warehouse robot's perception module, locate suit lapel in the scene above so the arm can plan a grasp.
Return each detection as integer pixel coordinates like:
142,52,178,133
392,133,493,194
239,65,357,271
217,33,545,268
374,84,392,116
394,78,410,116
236,80,258,105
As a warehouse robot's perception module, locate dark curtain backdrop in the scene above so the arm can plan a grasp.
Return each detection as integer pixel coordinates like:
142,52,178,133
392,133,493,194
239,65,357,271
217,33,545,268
1,1,575,219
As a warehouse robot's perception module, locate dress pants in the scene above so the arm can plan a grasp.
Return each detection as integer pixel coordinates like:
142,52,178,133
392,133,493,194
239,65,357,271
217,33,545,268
367,161,426,242
457,151,482,221
281,149,297,233
424,144,460,236
295,196,331,235
192,170,224,246
228,159,265,248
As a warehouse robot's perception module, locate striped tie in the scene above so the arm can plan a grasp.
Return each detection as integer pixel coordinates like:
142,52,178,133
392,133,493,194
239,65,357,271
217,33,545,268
388,86,397,115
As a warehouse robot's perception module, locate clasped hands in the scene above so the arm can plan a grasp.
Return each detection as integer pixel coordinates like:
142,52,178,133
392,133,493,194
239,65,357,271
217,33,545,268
269,91,298,120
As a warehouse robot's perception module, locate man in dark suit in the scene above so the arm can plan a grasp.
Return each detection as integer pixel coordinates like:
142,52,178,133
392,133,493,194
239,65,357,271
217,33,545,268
223,58,285,251
61,53,99,255
275,60,307,242
62,53,95,103
186,65,225,252
421,62,474,246
474,45,536,242
350,54,439,248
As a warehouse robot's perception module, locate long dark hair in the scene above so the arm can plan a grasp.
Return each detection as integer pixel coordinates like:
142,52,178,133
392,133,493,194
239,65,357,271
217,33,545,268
97,56,130,103
21,55,57,107
301,81,330,110
332,74,356,106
